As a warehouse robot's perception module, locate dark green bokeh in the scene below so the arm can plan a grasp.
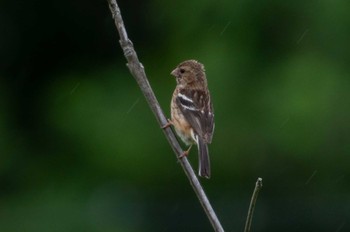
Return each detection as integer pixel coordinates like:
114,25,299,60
1,0,349,231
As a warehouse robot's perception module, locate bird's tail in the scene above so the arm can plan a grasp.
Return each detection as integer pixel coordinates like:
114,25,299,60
197,138,210,179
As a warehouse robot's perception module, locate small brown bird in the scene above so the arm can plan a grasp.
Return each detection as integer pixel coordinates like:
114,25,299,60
167,60,215,178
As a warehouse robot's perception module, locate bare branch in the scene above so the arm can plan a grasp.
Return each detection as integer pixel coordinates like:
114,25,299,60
244,178,263,232
106,1,224,231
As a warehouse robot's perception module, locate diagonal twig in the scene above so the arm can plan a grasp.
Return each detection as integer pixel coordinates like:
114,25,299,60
106,1,224,231
244,178,263,232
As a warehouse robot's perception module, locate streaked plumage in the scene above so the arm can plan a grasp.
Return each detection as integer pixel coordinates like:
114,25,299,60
170,60,214,178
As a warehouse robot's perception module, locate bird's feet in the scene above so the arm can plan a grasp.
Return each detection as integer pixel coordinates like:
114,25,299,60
162,119,173,129
179,145,192,158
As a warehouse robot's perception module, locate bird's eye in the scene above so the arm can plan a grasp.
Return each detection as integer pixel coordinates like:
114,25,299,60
179,68,185,74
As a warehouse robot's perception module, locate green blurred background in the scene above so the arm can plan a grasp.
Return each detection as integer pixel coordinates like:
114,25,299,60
1,0,349,231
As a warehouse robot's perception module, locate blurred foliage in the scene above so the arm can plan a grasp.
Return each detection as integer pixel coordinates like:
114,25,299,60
0,0,349,231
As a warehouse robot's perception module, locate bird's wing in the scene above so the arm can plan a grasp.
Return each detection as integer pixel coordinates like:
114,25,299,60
176,88,214,143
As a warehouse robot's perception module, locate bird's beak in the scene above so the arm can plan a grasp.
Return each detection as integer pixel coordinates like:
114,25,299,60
171,68,178,77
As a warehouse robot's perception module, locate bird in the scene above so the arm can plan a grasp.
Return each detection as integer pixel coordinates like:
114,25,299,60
165,60,215,178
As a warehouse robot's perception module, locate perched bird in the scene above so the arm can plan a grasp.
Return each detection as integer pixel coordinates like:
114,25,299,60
166,60,215,178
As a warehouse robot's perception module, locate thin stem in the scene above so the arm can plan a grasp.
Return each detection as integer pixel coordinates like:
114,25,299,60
106,1,224,231
244,178,263,232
